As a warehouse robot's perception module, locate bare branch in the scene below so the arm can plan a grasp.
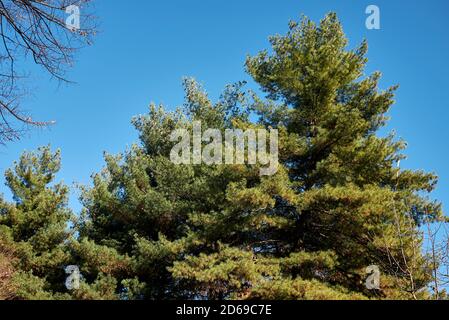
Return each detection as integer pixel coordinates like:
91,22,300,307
0,0,97,144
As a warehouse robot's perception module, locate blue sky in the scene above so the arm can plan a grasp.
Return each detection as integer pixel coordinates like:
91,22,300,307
0,0,448,214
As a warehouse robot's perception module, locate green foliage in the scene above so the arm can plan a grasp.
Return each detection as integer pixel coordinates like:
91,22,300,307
74,13,444,300
248,278,367,300
0,13,445,300
0,146,73,299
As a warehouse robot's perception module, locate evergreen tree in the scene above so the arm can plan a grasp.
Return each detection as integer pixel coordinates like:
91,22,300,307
243,13,444,299
0,147,73,299
77,13,444,300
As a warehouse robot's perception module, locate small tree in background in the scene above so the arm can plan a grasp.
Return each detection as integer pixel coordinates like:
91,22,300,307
0,146,73,299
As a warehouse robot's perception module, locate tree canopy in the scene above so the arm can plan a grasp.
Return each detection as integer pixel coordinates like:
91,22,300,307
0,13,445,300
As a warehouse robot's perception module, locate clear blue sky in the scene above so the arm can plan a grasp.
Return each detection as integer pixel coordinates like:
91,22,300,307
0,0,448,214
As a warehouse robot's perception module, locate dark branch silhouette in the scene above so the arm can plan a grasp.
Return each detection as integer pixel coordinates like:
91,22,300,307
0,0,96,144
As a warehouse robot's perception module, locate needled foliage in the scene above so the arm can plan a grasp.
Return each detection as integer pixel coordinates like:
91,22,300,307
0,13,444,301
0,147,73,299
77,14,444,300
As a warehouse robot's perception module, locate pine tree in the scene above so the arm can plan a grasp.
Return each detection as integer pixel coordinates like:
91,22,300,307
78,13,444,300
243,13,444,299
0,147,73,299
